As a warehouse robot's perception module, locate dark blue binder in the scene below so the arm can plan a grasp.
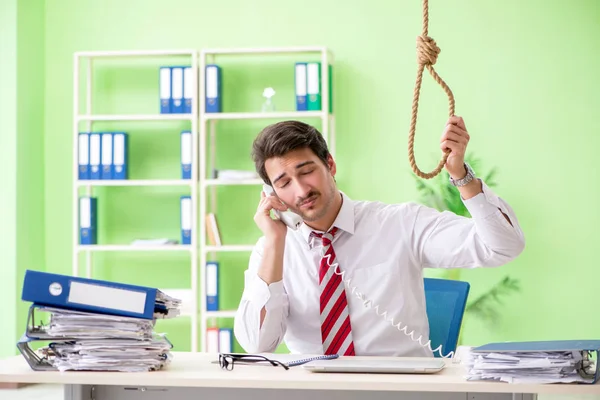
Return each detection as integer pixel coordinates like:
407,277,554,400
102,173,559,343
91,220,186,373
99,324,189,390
21,270,161,320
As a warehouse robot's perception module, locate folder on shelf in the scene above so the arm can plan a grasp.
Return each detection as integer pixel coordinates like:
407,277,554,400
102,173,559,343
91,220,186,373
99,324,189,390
159,66,171,114
78,133,90,180
295,62,307,111
206,327,219,353
307,62,333,112
205,213,222,246
89,133,101,180
101,132,113,180
205,64,222,113
219,328,233,353
171,66,184,113
21,270,183,320
180,195,192,245
206,261,219,311
112,132,128,180
180,130,192,179
79,196,97,245
183,66,193,114
466,340,600,384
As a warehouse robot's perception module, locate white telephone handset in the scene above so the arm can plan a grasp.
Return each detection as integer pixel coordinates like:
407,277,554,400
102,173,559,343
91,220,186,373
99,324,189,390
262,184,303,230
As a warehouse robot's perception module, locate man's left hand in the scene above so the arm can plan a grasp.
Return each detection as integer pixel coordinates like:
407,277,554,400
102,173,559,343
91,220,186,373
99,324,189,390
440,115,469,180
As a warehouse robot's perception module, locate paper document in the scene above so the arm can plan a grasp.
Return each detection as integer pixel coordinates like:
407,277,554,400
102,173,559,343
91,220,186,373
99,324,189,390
462,347,596,384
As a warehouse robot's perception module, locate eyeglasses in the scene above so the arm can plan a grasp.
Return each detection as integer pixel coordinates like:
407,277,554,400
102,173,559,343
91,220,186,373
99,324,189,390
218,353,290,371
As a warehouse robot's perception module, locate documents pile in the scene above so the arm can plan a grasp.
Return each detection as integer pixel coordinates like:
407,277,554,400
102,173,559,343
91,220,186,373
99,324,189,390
462,340,599,384
17,270,182,373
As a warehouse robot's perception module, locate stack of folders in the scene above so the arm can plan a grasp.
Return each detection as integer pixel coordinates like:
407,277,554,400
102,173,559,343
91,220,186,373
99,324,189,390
159,65,194,114
78,132,128,181
17,270,182,373
462,340,600,384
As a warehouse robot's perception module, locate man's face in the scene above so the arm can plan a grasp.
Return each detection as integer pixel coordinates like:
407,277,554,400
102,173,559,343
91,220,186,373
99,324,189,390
265,148,337,223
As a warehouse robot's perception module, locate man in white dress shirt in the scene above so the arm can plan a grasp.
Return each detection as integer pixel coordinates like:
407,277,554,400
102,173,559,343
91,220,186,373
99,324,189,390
233,117,525,357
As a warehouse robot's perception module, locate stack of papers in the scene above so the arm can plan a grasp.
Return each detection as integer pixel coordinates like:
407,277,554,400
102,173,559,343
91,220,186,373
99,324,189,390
32,306,174,372
155,291,183,319
462,348,596,384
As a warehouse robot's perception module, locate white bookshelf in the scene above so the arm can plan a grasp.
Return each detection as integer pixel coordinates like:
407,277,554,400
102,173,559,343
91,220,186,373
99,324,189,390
77,179,192,187
72,46,335,354
77,114,194,122
198,46,335,352
72,49,200,351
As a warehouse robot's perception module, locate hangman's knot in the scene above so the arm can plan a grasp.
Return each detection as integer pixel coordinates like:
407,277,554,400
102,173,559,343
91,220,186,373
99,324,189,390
416,35,440,66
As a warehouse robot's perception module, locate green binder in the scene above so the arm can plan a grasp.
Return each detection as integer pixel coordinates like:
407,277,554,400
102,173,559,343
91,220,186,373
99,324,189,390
307,62,333,113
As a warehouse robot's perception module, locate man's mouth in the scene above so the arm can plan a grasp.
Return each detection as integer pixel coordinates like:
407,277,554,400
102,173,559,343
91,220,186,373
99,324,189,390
299,196,317,208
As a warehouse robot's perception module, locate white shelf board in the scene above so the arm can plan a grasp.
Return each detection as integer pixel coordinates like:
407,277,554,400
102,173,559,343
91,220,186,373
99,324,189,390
203,179,262,187
202,46,328,55
77,179,193,187
76,49,196,58
77,114,193,122
204,245,254,253
201,111,325,120
78,245,192,252
205,310,237,318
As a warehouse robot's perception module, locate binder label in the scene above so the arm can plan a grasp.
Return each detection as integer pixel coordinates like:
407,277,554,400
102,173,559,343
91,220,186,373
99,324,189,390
68,281,147,314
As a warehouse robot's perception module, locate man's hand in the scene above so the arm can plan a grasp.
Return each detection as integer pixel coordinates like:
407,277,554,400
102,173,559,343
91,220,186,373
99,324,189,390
440,115,482,201
440,115,470,180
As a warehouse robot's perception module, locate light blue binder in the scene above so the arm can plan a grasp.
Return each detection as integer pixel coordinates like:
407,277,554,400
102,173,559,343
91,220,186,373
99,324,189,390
100,132,113,180
180,195,192,244
206,261,219,311
180,130,192,179
79,196,97,245
183,66,193,114
89,133,101,180
159,66,171,113
78,132,90,180
295,62,307,111
171,66,184,113
205,64,222,113
472,340,600,384
112,132,128,180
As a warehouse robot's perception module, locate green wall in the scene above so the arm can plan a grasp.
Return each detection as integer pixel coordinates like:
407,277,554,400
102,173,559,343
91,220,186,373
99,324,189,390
0,0,46,358
3,0,599,356
0,0,18,358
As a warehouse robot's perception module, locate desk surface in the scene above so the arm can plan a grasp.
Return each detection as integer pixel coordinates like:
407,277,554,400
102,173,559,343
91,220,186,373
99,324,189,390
0,352,598,395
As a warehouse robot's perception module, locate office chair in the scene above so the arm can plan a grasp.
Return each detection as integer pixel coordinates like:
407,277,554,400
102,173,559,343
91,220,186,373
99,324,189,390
423,277,470,358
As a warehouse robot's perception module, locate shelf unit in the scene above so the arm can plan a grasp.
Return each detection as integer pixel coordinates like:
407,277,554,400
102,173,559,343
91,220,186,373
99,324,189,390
72,49,200,351
198,46,335,352
72,46,335,353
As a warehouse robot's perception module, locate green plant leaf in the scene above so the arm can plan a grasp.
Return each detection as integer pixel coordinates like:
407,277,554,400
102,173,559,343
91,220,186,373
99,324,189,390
465,276,521,324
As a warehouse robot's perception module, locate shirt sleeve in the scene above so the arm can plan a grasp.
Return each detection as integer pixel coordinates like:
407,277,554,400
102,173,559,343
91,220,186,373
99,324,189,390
233,236,289,353
410,179,525,269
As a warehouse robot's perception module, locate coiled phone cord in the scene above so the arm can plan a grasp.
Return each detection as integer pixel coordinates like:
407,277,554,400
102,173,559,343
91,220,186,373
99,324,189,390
321,249,455,359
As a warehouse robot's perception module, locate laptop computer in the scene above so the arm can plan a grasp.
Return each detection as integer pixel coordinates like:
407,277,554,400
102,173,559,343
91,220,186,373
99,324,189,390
301,358,446,374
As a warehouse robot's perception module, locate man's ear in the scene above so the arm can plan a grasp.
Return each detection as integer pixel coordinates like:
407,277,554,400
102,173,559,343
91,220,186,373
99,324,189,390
327,154,336,177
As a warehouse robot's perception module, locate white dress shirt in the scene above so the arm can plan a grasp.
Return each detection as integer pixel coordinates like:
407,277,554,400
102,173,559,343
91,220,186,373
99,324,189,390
233,180,525,357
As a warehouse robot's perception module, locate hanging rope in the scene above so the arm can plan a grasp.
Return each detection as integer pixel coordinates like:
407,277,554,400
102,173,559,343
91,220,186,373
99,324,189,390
408,0,456,179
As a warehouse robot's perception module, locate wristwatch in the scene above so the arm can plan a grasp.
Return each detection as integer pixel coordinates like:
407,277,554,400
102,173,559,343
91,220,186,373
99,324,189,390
449,163,475,187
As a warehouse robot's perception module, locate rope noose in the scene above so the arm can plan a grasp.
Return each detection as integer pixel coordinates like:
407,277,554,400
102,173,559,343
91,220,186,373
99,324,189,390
408,0,456,179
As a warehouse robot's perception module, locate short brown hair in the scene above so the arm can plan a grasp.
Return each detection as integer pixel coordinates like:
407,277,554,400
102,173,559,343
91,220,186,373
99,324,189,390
252,120,330,184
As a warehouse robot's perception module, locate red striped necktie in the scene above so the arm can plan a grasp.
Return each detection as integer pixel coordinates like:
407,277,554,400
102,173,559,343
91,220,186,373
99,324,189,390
311,227,356,356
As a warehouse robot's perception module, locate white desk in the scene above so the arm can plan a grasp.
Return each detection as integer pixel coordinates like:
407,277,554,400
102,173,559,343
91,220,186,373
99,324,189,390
1,352,599,400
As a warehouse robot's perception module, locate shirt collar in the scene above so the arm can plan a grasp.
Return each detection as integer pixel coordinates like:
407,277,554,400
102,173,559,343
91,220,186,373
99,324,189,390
299,190,355,246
